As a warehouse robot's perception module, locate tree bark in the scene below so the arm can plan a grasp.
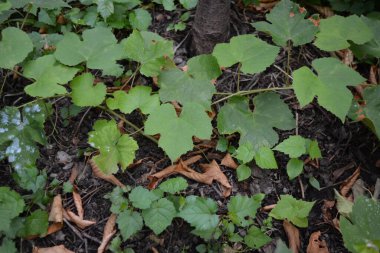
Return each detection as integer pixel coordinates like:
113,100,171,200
191,0,231,55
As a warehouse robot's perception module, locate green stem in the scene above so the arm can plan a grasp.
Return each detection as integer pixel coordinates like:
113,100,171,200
285,41,292,86
16,94,69,108
236,63,241,92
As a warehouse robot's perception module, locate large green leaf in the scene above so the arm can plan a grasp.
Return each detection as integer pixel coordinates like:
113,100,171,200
158,68,216,110
227,194,264,227
70,73,106,107
144,103,212,161
88,119,138,174
273,135,307,158
23,55,79,97
0,27,33,69
212,34,279,74
121,30,173,77
0,238,17,253
340,197,380,253
117,209,143,240
351,16,380,59
217,93,295,151
269,195,315,227
292,57,365,122
0,187,25,232
253,0,318,47
244,225,271,249
54,27,125,76
314,15,373,51
254,146,277,169
142,198,177,234
187,54,221,81
129,186,160,209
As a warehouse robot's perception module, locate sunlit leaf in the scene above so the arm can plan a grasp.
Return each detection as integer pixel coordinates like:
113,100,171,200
244,225,271,249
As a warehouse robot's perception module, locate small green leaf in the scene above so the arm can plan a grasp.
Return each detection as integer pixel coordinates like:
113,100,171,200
254,146,277,169
70,73,106,107
286,158,304,180
213,34,280,74
158,177,188,194
153,0,175,11
142,198,177,234
129,186,160,209
24,55,79,97
314,15,373,51
335,189,353,216
308,177,320,190
292,57,365,122
362,86,380,139
306,140,322,159
244,225,271,249
179,0,197,9
234,142,255,164
117,209,143,240
145,103,212,161
227,194,264,227
269,195,315,227
63,181,73,193
105,187,129,214
253,0,318,47
187,54,221,81
129,8,151,31
21,209,49,237
106,86,160,115
274,135,307,158
88,119,138,174
236,164,251,181
216,137,228,152
96,0,114,19
0,27,33,69
0,187,25,232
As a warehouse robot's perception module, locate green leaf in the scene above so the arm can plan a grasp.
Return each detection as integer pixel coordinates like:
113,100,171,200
244,225,271,249
340,197,380,253
179,0,197,9
21,209,49,237
145,103,212,161
158,177,188,194
218,93,295,151
227,194,264,227
24,55,79,97
286,158,304,180
106,86,160,115
153,0,175,11
362,86,380,139
96,0,114,19
274,135,307,158
63,181,73,193
292,57,366,122
269,195,315,227
254,146,277,169
213,34,280,74
142,198,177,234
129,186,160,209
306,140,321,159
275,240,293,253
54,27,125,76
158,68,216,110
0,187,25,232
351,16,380,59
117,209,143,240
129,8,152,31
314,15,373,51
308,176,320,190
236,164,251,181
187,54,221,81
253,0,318,47
335,189,353,216
0,238,17,253
88,119,138,174
70,73,106,107
0,27,33,69
105,187,129,214
234,142,255,164
121,30,173,77
179,196,219,231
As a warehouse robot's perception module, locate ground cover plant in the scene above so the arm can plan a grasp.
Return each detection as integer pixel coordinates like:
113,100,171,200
0,0,379,252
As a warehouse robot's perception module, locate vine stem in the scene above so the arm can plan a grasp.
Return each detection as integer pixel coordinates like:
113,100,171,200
16,94,69,108
211,86,293,105
97,105,158,144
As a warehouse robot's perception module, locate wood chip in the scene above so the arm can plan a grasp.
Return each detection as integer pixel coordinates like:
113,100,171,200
33,245,74,253
306,231,329,253
221,153,239,169
340,167,360,197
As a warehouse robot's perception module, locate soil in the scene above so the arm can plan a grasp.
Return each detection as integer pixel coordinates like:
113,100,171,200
1,3,379,253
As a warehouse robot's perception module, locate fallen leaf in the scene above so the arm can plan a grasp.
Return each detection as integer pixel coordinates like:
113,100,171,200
310,5,334,17
72,188,84,219
321,200,335,222
369,65,378,84
49,195,63,223
340,167,360,197
306,231,329,253
66,209,96,229
199,160,232,197
221,153,239,169
69,163,79,184
33,245,74,253
89,159,125,188
283,219,300,253
339,49,354,67
98,214,117,253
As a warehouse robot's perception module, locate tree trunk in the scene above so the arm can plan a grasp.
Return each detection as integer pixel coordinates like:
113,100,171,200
191,0,231,55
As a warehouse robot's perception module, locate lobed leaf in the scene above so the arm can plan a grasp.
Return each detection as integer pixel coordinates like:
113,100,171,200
158,177,188,194
129,186,160,209
0,187,25,232
227,194,264,227
142,198,177,234
117,209,143,240
70,73,106,107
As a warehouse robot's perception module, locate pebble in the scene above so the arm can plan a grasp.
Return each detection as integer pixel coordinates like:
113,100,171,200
56,151,72,165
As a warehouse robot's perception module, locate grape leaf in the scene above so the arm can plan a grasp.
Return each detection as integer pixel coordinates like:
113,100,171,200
361,86,380,139
129,8,151,31
187,54,221,81
244,225,271,249
54,27,125,76
340,197,380,253
273,135,306,158
0,27,33,69
121,30,173,77
158,177,188,194
179,196,219,231
0,238,17,253
212,34,280,74
292,57,366,122
236,165,251,181
234,143,255,164
117,209,143,240
254,146,277,169
227,194,264,227
88,119,138,174
70,73,106,107
269,195,315,227
351,16,380,59
23,55,79,97
217,93,295,151
129,186,160,209
314,15,373,51
106,86,160,115
158,68,216,110
142,198,177,234
144,103,212,161
286,158,304,180
253,0,318,47
20,209,49,237
0,187,25,232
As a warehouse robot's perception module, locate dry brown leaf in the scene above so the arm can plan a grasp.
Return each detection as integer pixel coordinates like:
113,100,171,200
33,245,74,253
66,209,96,229
72,188,84,219
49,195,63,223
340,167,360,197
369,65,378,84
221,153,239,169
199,160,232,197
69,163,79,184
151,247,159,253
98,214,117,253
339,49,354,67
89,159,125,188
310,5,334,17
261,204,276,212
283,220,300,253
306,231,329,253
